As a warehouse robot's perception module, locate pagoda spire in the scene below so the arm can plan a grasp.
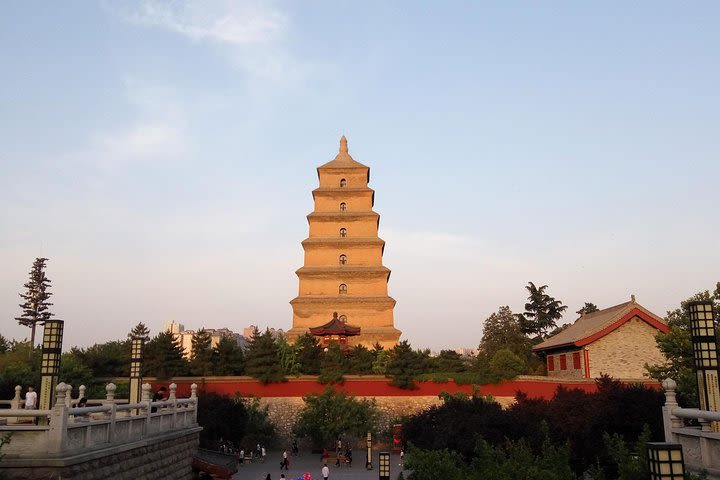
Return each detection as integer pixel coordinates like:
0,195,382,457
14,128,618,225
340,135,348,153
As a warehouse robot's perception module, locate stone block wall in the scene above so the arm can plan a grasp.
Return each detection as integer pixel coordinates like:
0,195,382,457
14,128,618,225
1,429,201,480
587,316,665,378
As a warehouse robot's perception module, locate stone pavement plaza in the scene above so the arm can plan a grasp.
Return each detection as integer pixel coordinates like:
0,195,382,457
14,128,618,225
233,451,404,480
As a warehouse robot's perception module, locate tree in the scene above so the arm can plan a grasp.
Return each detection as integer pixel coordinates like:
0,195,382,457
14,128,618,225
276,334,301,376
244,328,285,384
576,302,599,316
386,340,423,389
293,387,379,448
59,352,94,389
647,282,720,407
212,335,245,376
519,282,567,339
128,322,150,340
15,258,54,349
70,340,130,377
478,306,533,364
489,349,526,379
347,344,375,375
190,329,214,376
433,350,467,373
318,342,347,384
0,335,9,354
144,331,189,379
295,333,323,375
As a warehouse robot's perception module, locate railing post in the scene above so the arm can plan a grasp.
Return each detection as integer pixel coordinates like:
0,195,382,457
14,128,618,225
190,383,198,425
662,378,682,441
169,383,177,430
65,384,73,407
142,383,152,437
105,383,117,419
78,385,86,402
48,383,70,454
9,386,22,423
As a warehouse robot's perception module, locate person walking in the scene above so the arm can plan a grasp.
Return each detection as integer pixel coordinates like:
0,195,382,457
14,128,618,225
321,463,329,480
282,450,289,470
261,445,267,463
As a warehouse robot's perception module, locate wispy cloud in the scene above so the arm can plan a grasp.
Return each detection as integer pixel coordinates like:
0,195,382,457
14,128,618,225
122,0,286,46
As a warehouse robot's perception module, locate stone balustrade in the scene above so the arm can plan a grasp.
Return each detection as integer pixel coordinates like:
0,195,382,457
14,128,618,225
661,378,720,479
0,381,199,458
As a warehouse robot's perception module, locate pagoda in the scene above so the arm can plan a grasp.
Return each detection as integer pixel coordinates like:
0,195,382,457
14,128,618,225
310,312,361,349
287,136,401,348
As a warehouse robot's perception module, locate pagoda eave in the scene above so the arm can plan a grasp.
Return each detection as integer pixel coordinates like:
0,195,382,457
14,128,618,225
295,266,391,279
307,212,380,221
290,296,397,307
301,237,385,248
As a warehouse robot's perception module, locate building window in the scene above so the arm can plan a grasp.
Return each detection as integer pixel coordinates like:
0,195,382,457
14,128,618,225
339,202,346,212
339,228,347,237
339,315,347,322
547,355,555,372
339,284,347,295
339,254,347,265
572,352,581,369
340,178,347,187
559,354,567,370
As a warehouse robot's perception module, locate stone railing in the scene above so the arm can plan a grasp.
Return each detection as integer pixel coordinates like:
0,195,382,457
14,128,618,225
661,378,720,479
0,381,198,457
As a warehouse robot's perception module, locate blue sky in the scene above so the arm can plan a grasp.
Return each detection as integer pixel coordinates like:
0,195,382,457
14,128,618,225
1,1,718,350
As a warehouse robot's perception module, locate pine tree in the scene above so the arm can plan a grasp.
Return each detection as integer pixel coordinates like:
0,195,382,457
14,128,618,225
518,282,568,339
15,257,54,349
144,331,189,380
576,302,599,316
212,335,245,375
295,333,322,375
244,328,285,384
190,329,214,376
128,322,150,340
319,342,347,384
347,344,374,374
386,340,422,389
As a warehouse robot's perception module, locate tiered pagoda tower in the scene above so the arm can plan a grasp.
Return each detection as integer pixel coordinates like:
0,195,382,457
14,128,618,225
287,136,401,349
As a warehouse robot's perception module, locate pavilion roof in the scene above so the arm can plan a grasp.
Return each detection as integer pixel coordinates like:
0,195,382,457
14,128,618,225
309,312,361,336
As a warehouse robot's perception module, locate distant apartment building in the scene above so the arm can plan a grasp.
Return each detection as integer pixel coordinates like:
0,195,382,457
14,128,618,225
164,320,246,358
243,325,286,340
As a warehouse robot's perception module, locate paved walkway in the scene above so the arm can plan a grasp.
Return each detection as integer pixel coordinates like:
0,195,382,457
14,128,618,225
233,450,404,480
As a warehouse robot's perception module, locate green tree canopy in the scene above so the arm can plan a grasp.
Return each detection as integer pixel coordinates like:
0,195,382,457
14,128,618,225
244,328,285,384
489,349,526,380
144,331,189,380
519,282,567,339
15,257,54,349
293,387,379,448
128,322,150,340
387,340,423,389
212,335,245,376
432,350,467,373
70,340,130,377
347,344,375,375
295,333,323,375
576,302,599,316
478,306,533,364
318,342,347,384
190,329,214,376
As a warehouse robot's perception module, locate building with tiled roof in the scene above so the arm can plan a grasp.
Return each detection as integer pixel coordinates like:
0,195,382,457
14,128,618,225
533,295,669,379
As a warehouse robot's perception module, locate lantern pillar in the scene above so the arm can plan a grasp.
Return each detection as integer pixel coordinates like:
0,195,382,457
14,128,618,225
39,319,64,425
688,301,720,432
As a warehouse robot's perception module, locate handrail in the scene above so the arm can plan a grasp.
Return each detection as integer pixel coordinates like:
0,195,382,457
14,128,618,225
0,409,52,417
671,407,720,422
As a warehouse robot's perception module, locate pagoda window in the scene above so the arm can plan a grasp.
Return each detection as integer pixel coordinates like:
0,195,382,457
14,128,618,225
339,254,347,265
339,284,347,295
339,228,347,237
340,178,347,187
339,202,347,212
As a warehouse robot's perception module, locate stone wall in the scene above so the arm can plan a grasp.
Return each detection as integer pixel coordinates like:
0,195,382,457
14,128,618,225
1,428,201,480
259,395,516,446
587,316,665,378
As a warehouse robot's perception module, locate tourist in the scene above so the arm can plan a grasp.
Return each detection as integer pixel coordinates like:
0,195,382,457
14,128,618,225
265,474,271,480
399,447,404,467
345,445,352,467
292,439,299,456
24,385,37,410
256,443,262,459
151,386,167,413
321,463,329,480
282,449,289,470
238,448,244,465
262,445,267,463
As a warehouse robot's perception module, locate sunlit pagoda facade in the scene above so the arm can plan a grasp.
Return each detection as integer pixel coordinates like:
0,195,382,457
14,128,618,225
287,136,401,349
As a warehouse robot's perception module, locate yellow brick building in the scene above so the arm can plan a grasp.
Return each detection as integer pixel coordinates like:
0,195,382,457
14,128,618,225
287,136,401,348
533,296,669,379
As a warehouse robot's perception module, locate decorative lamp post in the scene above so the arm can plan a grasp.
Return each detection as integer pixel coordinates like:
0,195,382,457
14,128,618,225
647,442,685,480
39,319,64,423
129,336,145,407
365,431,373,470
379,451,390,480
688,301,720,432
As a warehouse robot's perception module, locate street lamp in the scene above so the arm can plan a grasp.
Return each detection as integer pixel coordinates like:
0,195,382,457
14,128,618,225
39,319,64,422
647,442,685,480
129,336,145,409
365,431,373,470
379,451,390,480
688,301,720,432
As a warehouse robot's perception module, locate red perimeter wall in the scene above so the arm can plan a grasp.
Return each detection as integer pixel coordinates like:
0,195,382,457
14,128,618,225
150,376,660,400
